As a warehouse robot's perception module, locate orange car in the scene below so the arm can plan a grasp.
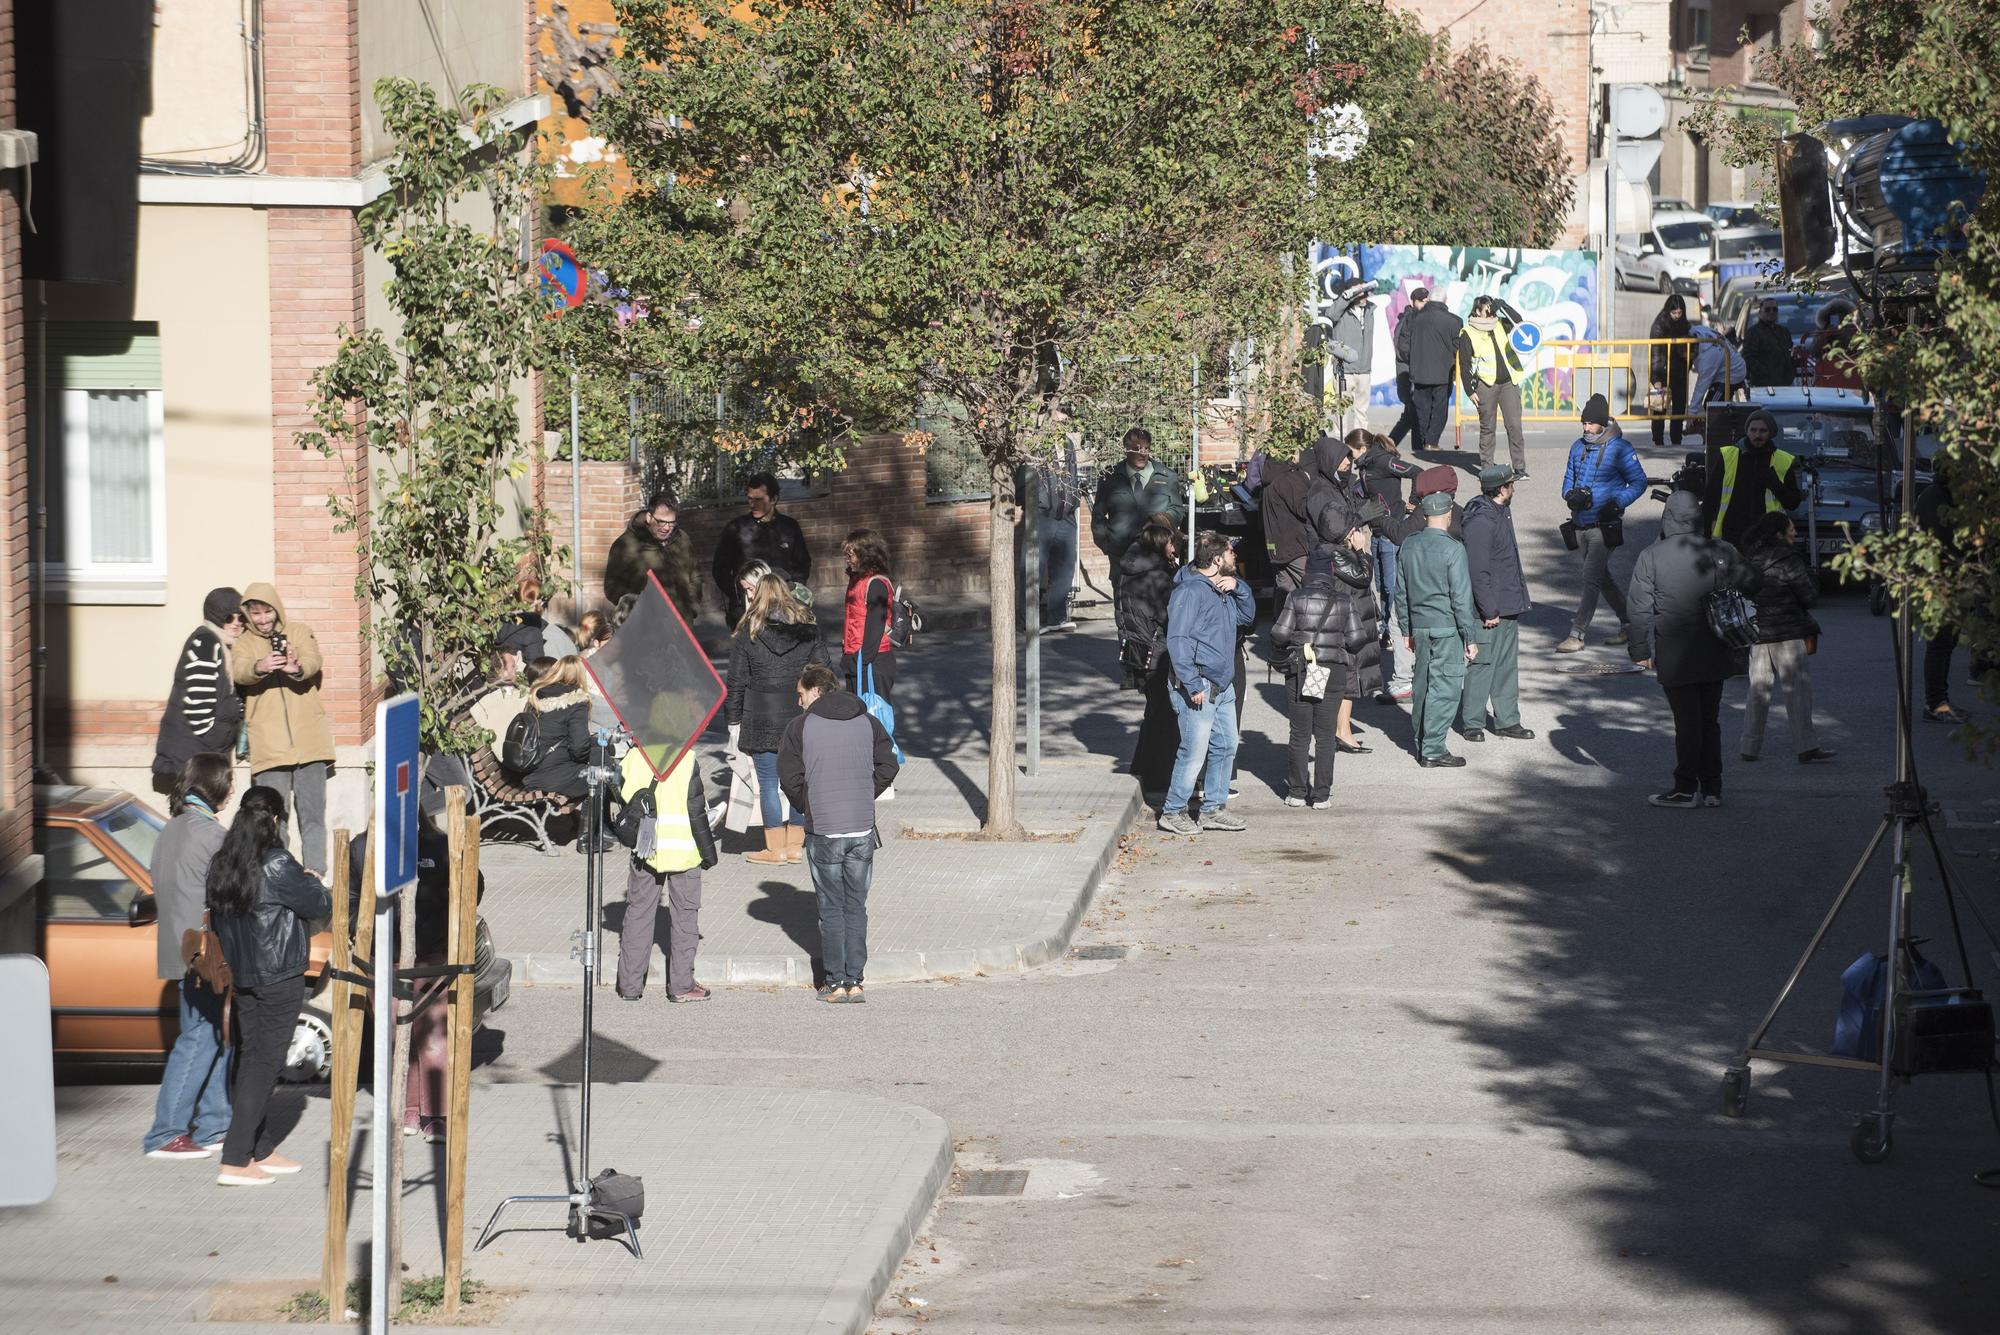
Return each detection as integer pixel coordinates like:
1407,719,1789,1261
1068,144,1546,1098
36,785,335,1080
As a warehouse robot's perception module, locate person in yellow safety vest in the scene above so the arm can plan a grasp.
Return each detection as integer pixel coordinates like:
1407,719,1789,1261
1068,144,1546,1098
613,745,719,1002
1703,409,1804,547
1456,295,1530,479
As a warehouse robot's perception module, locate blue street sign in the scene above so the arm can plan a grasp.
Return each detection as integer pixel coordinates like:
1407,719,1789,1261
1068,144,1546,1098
374,692,421,894
1511,322,1544,356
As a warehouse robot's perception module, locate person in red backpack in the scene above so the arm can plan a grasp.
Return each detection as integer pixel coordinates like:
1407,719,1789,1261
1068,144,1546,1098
841,529,897,702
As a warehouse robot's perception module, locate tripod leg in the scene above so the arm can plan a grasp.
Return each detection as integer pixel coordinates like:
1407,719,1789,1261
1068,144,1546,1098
1736,819,1889,1060
1873,820,1913,1130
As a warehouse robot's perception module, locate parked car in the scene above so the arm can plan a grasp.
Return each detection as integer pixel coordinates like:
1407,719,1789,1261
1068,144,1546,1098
1702,388,1934,574
1704,201,1770,229
1614,212,1714,294
35,785,509,1083
1652,196,1695,215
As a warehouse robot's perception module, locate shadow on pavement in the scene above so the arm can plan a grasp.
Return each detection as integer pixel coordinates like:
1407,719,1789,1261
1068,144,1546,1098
746,879,823,984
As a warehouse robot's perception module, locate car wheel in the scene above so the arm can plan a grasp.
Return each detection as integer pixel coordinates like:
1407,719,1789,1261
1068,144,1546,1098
281,1009,334,1084
1657,272,1673,295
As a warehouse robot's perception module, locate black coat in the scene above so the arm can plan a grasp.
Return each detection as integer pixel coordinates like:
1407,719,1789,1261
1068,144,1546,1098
211,847,330,991
1461,495,1531,620
1398,302,1464,385
1268,561,1383,701
1258,457,1314,564
1356,442,1423,521
711,511,813,621
1627,491,1756,687
1304,437,1383,547
154,624,242,778
1649,298,1693,381
726,617,830,753
1746,542,1819,643
605,515,705,615
519,684,593,796
1116,544,1177,652
1742,320,1794,387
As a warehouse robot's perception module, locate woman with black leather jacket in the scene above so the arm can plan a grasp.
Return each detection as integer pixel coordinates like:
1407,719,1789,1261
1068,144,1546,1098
1116,522,1182,799
1739,513,1833,764
1269,533,1384,805
206,785,331,1186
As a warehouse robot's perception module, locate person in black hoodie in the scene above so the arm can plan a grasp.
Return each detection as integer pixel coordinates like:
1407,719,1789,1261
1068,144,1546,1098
1257,444,1314,614
1648,293,1695,448
153,587,246,791
1738,512,1832,763
1117,522,1183,800
517,657,599,851
1268,533,1381,806
728,572,831,866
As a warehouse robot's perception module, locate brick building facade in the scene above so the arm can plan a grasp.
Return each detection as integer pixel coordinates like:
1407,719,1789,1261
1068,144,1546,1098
0,0,34,953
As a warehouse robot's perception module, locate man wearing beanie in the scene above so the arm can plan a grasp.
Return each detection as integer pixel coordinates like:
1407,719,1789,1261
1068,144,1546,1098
1704,408,1803,548
1556,394,1647,653
1396,489,1479,767
1458,466,1536,744
153,587,247,789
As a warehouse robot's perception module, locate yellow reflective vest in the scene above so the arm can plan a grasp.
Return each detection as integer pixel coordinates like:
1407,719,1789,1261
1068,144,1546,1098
1462,324,1523,387
1712,446,1798,537
621,747,701,875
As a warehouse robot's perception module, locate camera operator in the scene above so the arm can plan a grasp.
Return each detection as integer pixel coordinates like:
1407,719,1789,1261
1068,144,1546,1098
1556,395,1647,654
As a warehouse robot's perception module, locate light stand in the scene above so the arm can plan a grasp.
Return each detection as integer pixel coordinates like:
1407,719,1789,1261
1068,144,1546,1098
475,731,641,1255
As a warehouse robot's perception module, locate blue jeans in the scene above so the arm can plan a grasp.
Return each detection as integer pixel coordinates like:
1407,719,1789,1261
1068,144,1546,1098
806,833,875,986
1042,514,1078,623
1375,536,1413,691
143,975,232,1151
1163,683,1238,817
751,751,792,828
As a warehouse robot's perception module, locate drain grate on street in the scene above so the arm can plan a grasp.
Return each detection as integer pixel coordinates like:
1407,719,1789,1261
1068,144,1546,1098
1556,662,1648,675
1068,944,1127,960
957,1169,1029,1197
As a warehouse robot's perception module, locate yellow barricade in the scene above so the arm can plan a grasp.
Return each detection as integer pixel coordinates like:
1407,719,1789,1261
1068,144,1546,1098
1450,337,1737,435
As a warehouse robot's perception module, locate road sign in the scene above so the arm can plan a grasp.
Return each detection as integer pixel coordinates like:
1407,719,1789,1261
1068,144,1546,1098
1308,102,1369,162
1510,322,1544,356
537,238,585,312
1617,140,1664,184
1610,84,1667,140
374,692,421,895
0,956,55,1206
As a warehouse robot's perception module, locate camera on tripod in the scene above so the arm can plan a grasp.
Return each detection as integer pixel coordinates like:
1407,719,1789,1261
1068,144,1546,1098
1650,452,1706,504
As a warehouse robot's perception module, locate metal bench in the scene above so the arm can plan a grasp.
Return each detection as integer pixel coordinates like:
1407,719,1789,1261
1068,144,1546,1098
461,745,575,855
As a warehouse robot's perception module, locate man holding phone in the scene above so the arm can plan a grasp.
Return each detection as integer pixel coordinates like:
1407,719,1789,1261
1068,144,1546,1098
229,583,335,876
1157,531,1256,835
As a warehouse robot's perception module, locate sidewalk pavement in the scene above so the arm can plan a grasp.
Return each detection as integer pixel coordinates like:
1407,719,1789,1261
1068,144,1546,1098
483,627,1147,988
0,1079,950,1334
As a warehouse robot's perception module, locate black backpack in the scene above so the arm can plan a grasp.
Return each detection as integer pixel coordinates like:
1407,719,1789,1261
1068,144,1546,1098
500,709,543,775
887,582,923,650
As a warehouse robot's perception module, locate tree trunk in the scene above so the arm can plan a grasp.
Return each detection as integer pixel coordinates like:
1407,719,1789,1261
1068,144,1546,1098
982,457,1024,838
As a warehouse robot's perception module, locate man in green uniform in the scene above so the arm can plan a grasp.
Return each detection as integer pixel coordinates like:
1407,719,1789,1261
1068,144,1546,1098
1395,490,1480,768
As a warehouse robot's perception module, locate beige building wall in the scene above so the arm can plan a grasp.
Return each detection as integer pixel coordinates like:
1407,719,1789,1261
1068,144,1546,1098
358,0,529,163
140,0,261,166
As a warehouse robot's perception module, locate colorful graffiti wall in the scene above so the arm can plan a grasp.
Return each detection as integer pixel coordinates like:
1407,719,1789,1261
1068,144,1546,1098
1310,244,1600,407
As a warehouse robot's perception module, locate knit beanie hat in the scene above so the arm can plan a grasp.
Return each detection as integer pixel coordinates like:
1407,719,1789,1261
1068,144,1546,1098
203,587,243,627
1580,393,1611,427
1745,408,1779,437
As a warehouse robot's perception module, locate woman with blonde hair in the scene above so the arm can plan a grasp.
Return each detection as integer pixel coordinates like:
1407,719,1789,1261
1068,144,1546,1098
727,573,829,864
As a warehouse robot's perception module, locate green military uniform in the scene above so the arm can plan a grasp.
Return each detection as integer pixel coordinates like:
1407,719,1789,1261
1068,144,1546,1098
1395,525,1479,760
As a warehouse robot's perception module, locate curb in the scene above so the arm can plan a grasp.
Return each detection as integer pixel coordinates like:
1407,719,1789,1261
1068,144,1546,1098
813,1097,956,1335
504,781,1144,988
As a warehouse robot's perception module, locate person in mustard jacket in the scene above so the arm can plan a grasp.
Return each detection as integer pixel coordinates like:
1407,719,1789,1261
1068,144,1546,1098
228,583,335,875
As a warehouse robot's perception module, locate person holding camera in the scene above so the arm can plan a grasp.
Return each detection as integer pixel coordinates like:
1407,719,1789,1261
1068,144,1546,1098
1556,395,1648,654
229,584,334,876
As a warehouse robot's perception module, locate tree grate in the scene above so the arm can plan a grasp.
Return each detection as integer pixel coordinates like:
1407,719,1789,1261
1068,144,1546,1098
957,1169,1029,1197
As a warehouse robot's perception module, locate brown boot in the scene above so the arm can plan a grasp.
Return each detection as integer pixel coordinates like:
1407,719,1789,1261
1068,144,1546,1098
744,828,788,865
783,825,805,864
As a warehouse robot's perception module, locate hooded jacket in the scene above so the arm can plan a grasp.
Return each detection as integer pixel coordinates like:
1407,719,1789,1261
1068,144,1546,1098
1355,440,1423,520
154,590,245,777
1649,296,1693,382
228,583,335,770
519,682,593,795
1746,539,1819,644
1115,542,1177,653
1164,563,1256,700
1461,494,1531,620
1258,455,1314,565
776,689,899,838
1560,422,1649,528
605,512,705,615
1268,552,1382,700
212,846,331,992
1627,490,1755,688
1304,436,1386,548
727,615,830,754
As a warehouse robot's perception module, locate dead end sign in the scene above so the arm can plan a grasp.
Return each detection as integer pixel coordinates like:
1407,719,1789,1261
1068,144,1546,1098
374,692,421,894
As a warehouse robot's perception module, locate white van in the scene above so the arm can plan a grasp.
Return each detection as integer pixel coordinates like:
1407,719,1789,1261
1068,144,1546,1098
1614,211,1715,295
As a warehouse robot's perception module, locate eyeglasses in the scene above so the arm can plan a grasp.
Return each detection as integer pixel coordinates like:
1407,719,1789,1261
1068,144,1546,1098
647,514,677,529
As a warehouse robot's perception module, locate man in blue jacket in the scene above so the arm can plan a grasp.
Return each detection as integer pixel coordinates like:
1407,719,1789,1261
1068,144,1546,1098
1159,531,1257,835
1557,394,1648,653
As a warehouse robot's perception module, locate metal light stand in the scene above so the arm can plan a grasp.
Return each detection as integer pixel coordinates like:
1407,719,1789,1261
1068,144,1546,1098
475,733,641,1255
1720,414,1984,1163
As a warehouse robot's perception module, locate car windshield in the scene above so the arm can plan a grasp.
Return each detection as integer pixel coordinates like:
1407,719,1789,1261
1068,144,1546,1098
98,800,163,871
1763,411,1877,466
1658,222,1713,250
1716,233,1780,260
1710,207,1766,228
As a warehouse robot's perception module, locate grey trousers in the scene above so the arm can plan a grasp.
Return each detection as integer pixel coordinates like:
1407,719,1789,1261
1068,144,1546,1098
1742,638,1818,757
252,761,328,875
617,861,702,997
1570,527,1629,636
1472,381,1526,472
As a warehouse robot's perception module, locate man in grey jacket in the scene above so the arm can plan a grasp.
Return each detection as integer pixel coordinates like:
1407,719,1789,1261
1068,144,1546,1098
1325,278,1377,434
778,662,900,1002
143,755,234,1159
1457,466,1536,744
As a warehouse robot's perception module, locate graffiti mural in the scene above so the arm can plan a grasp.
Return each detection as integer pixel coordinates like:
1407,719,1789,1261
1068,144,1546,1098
1309,244,1601,407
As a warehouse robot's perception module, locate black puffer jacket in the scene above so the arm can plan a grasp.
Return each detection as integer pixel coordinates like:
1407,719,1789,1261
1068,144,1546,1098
1268,557,1383,701
520,683,593,795
212,847,330,991
1304,436,1384,547
727,617,830,753
1746,541,1819,644
1116,543,1177,652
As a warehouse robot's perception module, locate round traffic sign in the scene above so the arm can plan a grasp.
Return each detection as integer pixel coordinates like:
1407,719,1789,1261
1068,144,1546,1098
1510,322,1543,355
538,239,585,312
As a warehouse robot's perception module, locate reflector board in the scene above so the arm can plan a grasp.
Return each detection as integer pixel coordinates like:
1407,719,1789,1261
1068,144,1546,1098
585,571,728,778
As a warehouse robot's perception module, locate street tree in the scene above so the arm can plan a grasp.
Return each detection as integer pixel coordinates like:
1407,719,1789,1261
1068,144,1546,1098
587,0,1571,833
298,79,556,754
1692,0,1999,753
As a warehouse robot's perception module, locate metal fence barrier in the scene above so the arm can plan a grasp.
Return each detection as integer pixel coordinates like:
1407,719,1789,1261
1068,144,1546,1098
1449,337,1738,432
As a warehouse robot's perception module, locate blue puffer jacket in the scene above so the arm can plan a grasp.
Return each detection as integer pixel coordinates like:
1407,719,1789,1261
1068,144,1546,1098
1164,564,1256,700
1560,424,1649,529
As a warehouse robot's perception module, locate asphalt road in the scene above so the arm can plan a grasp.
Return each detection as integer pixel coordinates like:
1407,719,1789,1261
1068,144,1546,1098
479,424,2000,1332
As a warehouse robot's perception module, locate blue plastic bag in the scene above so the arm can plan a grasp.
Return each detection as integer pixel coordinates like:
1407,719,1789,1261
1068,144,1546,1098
1832,947,1948,1061
859,661,904,764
